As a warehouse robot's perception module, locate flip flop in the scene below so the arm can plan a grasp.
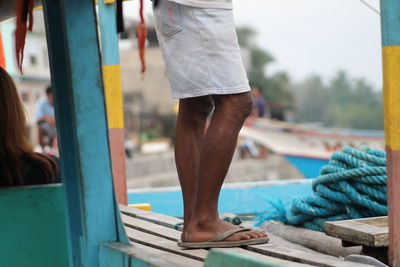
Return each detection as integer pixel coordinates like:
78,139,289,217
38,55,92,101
177,227,269,249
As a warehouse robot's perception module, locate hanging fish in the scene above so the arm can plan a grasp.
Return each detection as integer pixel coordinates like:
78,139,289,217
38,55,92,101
116,0,146,74
15,0,34,74
137,0,147,75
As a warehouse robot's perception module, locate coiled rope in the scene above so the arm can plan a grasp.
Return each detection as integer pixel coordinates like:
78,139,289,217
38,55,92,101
254,146,387,231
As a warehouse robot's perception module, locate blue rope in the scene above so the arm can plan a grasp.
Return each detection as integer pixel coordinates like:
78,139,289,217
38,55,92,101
254,146,387,232
173,222,184,230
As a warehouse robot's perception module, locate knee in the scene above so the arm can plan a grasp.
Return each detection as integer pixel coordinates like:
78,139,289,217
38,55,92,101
237,93,253,120
217,93,253,123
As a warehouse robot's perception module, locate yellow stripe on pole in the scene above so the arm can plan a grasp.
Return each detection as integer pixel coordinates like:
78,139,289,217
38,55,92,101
383,46,400,150
103,65,124,129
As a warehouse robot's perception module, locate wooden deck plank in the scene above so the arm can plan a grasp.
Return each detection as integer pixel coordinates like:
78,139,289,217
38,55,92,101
120,206,372,267
122,213,312,266
125,227,208,261
324,217,388,247
264,222,362,257
119,205,183,229
133,243,203,267
121,214,181,241
99,242,178,267
120,205,372,266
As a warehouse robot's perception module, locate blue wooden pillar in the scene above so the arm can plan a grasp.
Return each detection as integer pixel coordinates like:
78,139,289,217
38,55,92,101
42,0,119,266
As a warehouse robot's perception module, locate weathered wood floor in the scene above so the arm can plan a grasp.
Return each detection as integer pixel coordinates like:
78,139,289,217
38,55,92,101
325,217,388,264
325,217,388,248
119,205,373,267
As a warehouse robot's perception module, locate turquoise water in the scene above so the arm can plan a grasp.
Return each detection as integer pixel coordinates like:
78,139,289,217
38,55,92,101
128,180,313,217
284,155,329,179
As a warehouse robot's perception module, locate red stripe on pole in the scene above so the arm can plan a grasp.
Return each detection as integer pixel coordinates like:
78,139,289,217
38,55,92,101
109,128,128,205
386,147,400,265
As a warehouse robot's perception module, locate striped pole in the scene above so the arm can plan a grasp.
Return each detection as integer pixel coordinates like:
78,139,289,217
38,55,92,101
380,1,400,265
98,0,128,205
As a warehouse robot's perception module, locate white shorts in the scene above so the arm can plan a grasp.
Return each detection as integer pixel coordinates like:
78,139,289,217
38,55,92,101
153,0,251,99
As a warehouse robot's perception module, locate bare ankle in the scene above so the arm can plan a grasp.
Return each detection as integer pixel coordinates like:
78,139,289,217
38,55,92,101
188,215,220,229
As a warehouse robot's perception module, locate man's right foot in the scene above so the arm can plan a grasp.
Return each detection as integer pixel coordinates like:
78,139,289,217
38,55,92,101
181,218,268,243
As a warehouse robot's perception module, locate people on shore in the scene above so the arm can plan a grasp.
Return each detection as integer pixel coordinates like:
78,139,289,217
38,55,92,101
251,86,267,118
35,86,57,150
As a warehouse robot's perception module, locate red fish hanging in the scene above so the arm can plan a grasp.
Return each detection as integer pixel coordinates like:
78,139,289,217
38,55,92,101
137,0,147,75
15,0,34,74
0,32,6,69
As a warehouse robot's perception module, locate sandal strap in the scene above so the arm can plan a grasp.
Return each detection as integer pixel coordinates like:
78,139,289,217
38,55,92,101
209,228,250,242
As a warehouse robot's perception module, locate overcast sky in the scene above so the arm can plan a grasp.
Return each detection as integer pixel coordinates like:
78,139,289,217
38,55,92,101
125,0,382,88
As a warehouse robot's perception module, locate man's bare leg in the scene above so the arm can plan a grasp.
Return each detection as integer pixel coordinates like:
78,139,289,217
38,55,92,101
176,93,267,242
175,96,214,228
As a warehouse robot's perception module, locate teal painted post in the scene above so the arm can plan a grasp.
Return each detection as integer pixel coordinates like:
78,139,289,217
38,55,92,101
98,0,120,66
42,0,119,266
380,1,400,46
380,0,400,265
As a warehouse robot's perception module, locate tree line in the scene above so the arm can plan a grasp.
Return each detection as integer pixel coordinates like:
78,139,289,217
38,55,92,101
237,27,384,130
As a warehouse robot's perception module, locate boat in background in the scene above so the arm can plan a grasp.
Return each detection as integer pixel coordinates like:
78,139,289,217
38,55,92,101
240,119,385,178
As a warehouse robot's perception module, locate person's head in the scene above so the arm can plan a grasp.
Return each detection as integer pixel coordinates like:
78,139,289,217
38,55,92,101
46,86,54,105
251,86,261,98
0,67,58,187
